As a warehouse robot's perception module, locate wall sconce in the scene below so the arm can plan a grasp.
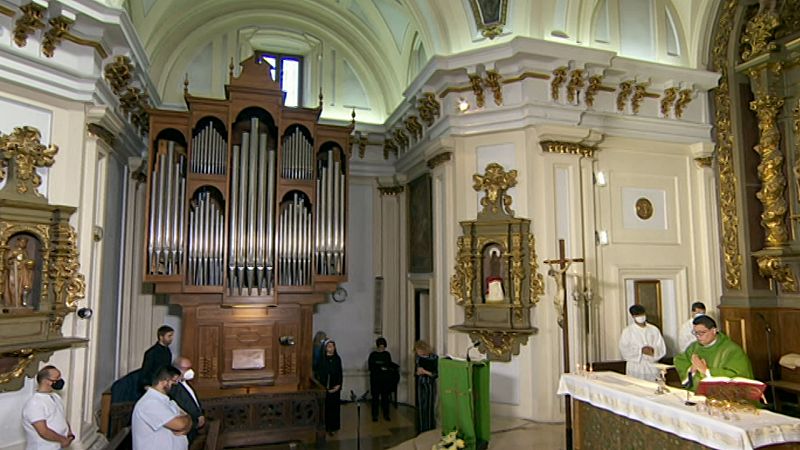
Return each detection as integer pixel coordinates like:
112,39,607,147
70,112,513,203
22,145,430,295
594,171,607,187
457,97,470,113
595,230,609,246
77,307,93,319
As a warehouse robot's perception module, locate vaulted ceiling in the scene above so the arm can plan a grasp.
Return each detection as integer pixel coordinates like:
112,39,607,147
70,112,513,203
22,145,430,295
116,0,718,124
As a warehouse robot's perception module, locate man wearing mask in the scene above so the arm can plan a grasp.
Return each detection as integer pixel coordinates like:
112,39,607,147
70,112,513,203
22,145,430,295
169,357,205,445
679,301,706,352
132,365,191,450
140,325,174,394
619,304,666,381
22,365,74,449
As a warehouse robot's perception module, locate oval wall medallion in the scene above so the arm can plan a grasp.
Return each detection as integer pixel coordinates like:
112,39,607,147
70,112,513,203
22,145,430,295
635,197,653,220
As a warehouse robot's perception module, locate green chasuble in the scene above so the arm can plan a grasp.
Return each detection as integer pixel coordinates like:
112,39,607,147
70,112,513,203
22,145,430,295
439,359,491,449
673,332,753,391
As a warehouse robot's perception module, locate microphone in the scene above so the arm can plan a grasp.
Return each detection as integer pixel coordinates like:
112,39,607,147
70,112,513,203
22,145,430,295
756,312,773,333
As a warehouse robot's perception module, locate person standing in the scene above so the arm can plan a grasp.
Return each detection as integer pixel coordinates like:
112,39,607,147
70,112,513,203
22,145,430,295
22,365,74,450
140,325,174,393
678,302,707,352
414,340,438,433
674,315,754,391
169,357,205,445
316,339,342,436
132,365,191,450
368,337,395,421
618,304,666,381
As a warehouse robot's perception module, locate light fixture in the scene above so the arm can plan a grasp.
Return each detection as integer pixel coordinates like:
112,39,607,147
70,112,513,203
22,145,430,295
594,171,607,187
77,307,93,319
596,230,609,246
457,97,470,113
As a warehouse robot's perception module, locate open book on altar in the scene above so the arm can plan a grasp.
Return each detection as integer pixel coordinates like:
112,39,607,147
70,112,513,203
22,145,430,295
696,376,766,401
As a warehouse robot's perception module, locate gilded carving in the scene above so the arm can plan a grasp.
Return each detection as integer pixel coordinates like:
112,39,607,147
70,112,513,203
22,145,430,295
467,330,529,361
49,223,86,309
0,352,35,385
42,16,73,58
404,116,423,141
674,89,693,119
473,163,517,216
750,94,788,247
469,74,485,108
631,82,649,115
540,140,597,158
87,123,116,148
13,2,46,48
104,56,150,134
585,75,603,109
635,198,654,220
104,56,134,95
484,70,503,106
741,10,780,62
392,129,409,151
794,100,800,207
426,152,452,170
616,81,635,112
450,235,475,319
712,0,742,289
528,234,544,305
694,156,714,168
660,88,679,117
0,127,57,197
417,93,440,127
383,139,398,160
567,69,585,105
377,185,403,196
757,255,798,292
510,233,524,317
551,67,568,101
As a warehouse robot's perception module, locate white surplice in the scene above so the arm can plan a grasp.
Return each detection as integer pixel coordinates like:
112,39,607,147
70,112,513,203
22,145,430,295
618,322,666,381
678,317,697,352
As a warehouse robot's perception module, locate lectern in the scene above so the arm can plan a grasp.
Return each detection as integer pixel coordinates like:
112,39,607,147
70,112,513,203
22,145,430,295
439,358,491,450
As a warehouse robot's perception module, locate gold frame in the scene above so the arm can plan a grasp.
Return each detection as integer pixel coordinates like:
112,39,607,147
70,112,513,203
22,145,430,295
634,279,663,330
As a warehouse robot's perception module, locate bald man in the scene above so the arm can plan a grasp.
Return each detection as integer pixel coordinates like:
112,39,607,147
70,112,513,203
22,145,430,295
169,357,205,444
22,365,74,450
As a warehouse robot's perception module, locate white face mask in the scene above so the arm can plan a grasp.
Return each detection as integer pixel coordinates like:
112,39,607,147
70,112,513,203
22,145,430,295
634,315,647,324
694,312,705,318
183,369,195,381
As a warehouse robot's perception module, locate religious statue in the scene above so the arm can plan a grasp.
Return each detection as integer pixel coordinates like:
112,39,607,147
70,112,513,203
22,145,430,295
484,247,504,302
4,237,36,308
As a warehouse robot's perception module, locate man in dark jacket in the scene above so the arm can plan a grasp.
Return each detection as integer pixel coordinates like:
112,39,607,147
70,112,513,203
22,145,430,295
170,356,205,445
140,325,174,393
368,337,396,421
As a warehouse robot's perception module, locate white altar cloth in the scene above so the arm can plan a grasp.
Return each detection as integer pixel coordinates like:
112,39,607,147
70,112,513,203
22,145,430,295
557,371,800,450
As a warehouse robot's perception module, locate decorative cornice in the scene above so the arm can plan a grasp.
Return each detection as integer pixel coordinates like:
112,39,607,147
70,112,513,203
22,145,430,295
694,156,713,168
426,152,452,169
42,16,73,58
501,71,550,84
87,123,116,148
377,185,404,196
540,140,597,158
0,4,15,17
62,32,109,59
404,116,423,141
13,2,46,48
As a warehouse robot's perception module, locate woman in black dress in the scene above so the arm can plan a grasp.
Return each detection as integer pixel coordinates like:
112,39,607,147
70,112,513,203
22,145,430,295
368,337,396,421
316,339,343,435
414,340,438,433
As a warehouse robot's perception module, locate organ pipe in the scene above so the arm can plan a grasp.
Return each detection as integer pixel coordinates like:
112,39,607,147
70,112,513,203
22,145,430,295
148,140,186,276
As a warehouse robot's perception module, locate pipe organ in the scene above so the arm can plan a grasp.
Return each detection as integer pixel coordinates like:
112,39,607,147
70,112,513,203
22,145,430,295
143,55,352,394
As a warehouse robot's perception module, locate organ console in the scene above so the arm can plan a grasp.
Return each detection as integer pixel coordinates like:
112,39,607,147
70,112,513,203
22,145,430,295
143,54,352,394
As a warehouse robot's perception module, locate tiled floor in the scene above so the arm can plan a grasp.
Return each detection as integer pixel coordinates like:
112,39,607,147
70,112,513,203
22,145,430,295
230,402,566,450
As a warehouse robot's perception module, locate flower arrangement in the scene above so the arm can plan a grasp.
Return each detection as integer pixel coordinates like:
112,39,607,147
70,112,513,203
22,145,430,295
432,431,465,450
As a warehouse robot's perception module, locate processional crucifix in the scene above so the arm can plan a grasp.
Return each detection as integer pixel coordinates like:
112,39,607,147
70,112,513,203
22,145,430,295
544,238,583,450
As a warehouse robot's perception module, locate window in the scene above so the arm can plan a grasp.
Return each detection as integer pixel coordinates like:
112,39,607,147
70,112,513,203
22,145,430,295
260,53,303,107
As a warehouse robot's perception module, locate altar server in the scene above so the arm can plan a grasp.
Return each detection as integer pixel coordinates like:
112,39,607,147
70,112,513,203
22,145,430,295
619,304,666,381
678,301,707,352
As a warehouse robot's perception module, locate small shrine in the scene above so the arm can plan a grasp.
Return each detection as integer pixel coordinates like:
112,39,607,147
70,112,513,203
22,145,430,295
449,163,544,361
0,126,86,392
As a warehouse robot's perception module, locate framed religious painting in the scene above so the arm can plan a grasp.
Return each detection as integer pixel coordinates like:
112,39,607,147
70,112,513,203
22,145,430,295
634,279,663,331
408,174,433,273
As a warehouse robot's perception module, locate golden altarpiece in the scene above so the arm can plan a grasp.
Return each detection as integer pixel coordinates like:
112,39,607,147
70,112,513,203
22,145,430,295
450,163,544,361
0,127,86,392
143,54,351,396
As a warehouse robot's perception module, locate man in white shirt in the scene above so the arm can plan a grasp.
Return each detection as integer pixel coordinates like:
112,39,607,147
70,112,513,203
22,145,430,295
678,301,706,352
619,304,666,381
132,365,191,450
22,365,74,450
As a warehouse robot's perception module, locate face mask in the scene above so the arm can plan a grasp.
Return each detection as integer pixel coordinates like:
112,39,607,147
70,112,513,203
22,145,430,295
694,312,705,318
52,379,65,391
634,315,647,324
183,369,195,381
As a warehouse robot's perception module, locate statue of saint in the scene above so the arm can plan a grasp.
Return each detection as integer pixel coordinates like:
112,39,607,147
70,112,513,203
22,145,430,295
5,237,35,308
484,248,505,302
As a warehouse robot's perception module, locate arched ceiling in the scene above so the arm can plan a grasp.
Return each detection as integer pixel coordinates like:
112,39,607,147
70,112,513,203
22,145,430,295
116,0,717,124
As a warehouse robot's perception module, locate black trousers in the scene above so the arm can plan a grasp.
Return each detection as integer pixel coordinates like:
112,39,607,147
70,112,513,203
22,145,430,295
371,386,391,419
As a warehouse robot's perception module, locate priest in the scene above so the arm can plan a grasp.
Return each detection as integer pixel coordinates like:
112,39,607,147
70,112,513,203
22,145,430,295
618,304,666,381
674,315,753,391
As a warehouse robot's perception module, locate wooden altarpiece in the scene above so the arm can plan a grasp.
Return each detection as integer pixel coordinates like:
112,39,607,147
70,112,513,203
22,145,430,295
450,163,544,361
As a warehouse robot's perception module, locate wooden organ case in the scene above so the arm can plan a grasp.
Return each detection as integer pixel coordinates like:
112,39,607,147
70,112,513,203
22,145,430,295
144,55,351,395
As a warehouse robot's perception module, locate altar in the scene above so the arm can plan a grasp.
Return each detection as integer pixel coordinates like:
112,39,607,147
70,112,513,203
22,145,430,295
557,371,800,450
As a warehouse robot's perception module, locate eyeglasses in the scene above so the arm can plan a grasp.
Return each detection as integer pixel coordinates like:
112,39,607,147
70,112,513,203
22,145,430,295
691,329,715,337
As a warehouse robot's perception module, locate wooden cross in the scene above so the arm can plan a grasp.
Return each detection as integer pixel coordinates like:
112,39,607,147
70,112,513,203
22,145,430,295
543,238,584,450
